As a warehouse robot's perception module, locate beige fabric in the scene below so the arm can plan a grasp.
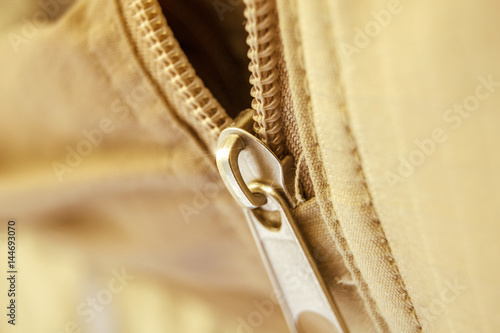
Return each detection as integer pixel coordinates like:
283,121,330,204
277,0,392,330
278,0,500,332
293,199,375,332
2,0,500,332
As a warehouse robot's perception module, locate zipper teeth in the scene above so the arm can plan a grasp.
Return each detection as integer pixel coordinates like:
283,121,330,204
244,0,285,159
129,0,286,156
129,0,231,149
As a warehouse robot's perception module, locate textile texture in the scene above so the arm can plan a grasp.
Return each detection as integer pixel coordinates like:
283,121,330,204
279,0,500,332
1,0,499,332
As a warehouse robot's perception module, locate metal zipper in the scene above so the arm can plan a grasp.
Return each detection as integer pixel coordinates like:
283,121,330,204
131,0,348,331
222,1,348,330
216,110,347,333
129,0,231,151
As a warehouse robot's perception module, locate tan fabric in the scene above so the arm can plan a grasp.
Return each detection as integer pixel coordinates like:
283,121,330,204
1,0,500,332
293,199,375,332
279,0,500,332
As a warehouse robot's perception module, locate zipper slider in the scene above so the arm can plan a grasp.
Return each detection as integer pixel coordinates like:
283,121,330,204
216,110,348,333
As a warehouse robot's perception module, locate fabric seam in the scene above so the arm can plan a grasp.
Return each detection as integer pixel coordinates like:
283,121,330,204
276,0,389,330
316,0,423,330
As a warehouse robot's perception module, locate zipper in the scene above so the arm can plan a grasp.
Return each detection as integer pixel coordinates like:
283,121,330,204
216,110,347,333
129,0,231,150
130,0,348,331
243,0,286,159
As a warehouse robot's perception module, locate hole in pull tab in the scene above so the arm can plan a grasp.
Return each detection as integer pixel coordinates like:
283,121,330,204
297,311,341,333
251,207,282,231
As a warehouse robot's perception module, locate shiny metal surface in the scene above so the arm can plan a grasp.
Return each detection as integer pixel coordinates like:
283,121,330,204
245,183,347,333
216,113,348,333
216,109,295,209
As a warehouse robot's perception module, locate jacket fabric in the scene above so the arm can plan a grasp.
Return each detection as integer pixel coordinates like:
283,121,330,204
1,0,499,332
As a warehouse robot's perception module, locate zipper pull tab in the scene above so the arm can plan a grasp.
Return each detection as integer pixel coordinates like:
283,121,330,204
216,110,348,333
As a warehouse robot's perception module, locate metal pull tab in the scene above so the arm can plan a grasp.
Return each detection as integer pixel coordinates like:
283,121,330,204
245,183,347,333
216,110,348,333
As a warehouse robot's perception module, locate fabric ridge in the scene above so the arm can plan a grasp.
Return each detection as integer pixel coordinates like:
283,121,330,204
276,0,386,331
276,0,426,331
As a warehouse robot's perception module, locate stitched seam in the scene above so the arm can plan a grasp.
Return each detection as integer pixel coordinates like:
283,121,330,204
318,0,423,330
279,0,389,331
345,143,423,333
313,148,391,332
305,99,392,331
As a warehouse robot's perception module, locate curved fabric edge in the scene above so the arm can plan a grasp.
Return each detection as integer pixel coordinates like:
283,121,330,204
275,0,423,331
115,0,226,154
